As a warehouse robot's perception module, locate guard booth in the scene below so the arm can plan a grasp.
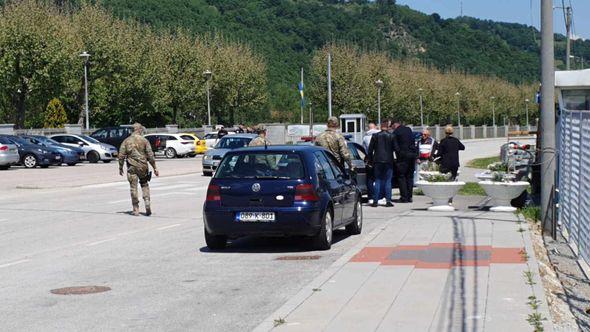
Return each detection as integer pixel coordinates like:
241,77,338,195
339,114,366,145
555,69,590,272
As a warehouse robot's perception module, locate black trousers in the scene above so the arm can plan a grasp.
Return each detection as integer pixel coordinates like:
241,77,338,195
441,166,459,181
396,158,415,201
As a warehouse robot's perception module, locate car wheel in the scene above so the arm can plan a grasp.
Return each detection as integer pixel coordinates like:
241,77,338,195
0,165,10,170
67,163,77,166
346,199,363,235
313,210,333,250
165,147,177,159
87,151,100,163
203,172,213,177
23,154,38,168
205,228,227,250
103,160,112,163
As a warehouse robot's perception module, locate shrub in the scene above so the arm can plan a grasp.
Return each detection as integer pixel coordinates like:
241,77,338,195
44,98,68,128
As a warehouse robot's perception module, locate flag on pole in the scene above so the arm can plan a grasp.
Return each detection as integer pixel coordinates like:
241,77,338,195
298,81,305,107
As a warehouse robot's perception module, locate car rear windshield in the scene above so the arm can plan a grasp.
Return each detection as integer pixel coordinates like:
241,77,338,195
215,153,305,179
215,137,251,149
0,136,13,144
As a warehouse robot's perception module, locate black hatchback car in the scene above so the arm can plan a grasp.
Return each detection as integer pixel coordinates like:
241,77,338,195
203,145,363,250
90,125,133,150
0,135,62,168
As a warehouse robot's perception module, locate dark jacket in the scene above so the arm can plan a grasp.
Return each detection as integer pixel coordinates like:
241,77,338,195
394,125,417,160
435,136,465,169
367,130,398,164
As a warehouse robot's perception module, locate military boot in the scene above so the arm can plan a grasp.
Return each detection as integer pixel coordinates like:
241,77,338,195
145,202,152,216
132,205,140,216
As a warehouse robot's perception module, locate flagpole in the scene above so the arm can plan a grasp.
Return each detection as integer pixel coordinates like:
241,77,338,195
300,67,304,124
327,53,332,118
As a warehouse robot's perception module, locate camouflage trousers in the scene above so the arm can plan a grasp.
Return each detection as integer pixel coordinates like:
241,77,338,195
127,172,150,208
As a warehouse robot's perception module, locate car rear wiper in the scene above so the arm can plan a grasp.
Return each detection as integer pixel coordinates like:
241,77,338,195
255,175,290,179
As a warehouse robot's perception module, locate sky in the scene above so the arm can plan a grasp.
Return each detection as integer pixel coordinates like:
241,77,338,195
396,0,590,40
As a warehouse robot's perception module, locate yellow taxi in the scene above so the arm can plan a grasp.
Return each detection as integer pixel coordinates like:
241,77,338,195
180,133,207,154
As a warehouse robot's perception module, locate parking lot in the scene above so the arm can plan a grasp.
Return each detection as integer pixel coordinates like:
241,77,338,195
0,138,525,331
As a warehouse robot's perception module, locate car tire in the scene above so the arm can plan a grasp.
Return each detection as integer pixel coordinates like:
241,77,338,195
205,228,227,250
165,147,177,159
346,199,363,235
87,151,100,163
313,210,333,250
67,163,77,166
23,154,38,168
103,160,112,163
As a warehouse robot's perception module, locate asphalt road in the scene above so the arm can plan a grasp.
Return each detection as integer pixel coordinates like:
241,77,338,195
0,138,529,331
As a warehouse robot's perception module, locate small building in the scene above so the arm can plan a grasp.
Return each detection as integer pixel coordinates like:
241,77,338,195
339,114,366,145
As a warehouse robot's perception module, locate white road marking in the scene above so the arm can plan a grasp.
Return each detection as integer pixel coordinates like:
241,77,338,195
150,184,194,190
86,238,117,247
182,186,209,192
0,259,30,268
157,224,182,230
85,182,128,189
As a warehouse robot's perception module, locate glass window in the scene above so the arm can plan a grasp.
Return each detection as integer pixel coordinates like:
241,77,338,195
324,152,344,177
204,133,217,140
314,151,335,180
180,135,195,141
346,121,355,133
347,143,360,160
79,135,99,143
93,130,108,139
355,144,366,160
215,137,251,149
562,89,590,111
215,153,304,179
52,136,65,143
0,136,12,144
166,135,178,141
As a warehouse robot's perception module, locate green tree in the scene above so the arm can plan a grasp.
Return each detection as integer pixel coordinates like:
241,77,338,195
44,98,68,128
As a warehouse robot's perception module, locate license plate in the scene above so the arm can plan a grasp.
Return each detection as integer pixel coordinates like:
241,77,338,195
237,212,275,222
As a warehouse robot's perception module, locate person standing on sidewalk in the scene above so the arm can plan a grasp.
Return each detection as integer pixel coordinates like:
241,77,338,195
363,122,380,200
392,119,418,203
315,116,353,171
417,129,438,170
435,126,465,180
367,119,398,207
118,123,159,216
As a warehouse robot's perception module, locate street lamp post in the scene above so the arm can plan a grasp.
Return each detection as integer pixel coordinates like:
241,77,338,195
418,88,424,127
525,98,530,126
79,52,90,130
490,96,496,127
455,92,461,126
375,79,383,125
203,70,212,126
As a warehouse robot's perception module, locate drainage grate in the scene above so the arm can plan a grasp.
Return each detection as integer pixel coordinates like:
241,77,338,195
50,286,111,295
275,255,321,261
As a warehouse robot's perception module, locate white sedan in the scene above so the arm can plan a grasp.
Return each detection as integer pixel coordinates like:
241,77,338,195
144,133,196,158
203,131,235,149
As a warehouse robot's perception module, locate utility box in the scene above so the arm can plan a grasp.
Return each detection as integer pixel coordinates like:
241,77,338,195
339,114,366,145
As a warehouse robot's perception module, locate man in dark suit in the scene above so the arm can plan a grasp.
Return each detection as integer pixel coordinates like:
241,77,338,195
435,126,465,180
367,119,398,207
392,119,417,203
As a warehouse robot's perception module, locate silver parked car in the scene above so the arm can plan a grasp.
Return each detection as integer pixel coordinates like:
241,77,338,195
202,133,257,176
50,134,118,163
0,135,20,170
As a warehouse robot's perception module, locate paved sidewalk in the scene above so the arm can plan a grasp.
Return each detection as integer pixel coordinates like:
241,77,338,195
255,209,553,332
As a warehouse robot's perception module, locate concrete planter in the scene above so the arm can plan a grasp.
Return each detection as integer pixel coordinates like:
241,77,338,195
475,171,493,181
479,181,530,212
417,181,466,212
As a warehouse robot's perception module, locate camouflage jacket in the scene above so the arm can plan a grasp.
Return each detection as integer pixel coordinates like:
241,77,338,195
118,133,157,176
315,128,352,168
249,136,271,147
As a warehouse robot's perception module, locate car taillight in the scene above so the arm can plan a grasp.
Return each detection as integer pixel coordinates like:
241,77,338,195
206,184,221,201
295,184,319,201
0,145,7,151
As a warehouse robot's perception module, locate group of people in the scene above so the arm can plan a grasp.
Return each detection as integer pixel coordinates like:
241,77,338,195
362,120,465,207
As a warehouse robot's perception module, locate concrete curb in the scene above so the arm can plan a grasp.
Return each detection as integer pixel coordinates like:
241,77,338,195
252,212,411,332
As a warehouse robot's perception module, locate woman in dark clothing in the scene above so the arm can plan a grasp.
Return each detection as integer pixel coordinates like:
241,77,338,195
435,126,465,180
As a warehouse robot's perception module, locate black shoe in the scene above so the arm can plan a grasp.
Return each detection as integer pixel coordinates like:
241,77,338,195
371,203,378,207
386,202,394,207
399,199,409,203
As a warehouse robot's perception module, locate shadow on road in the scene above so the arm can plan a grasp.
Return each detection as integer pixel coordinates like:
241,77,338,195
199,229,352,254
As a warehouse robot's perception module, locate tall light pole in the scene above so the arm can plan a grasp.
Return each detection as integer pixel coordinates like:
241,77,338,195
418,88,424,127
455,92,461,126
525,98,530,126
203,70,212,126
375,79,383,125
327,53,332,118
490,96,496,127
79,52,90,130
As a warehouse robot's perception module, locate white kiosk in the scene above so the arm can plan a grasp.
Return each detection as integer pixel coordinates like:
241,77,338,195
339,114,366,145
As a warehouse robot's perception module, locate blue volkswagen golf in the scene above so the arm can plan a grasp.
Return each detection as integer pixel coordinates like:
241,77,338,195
203,145,363,250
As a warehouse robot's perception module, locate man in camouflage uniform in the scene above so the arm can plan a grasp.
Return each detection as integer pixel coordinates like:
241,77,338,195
315,116,353,170
249,125,271,147
118,123,159,216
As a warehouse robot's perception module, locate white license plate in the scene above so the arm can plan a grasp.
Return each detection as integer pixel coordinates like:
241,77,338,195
237,212,275,222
